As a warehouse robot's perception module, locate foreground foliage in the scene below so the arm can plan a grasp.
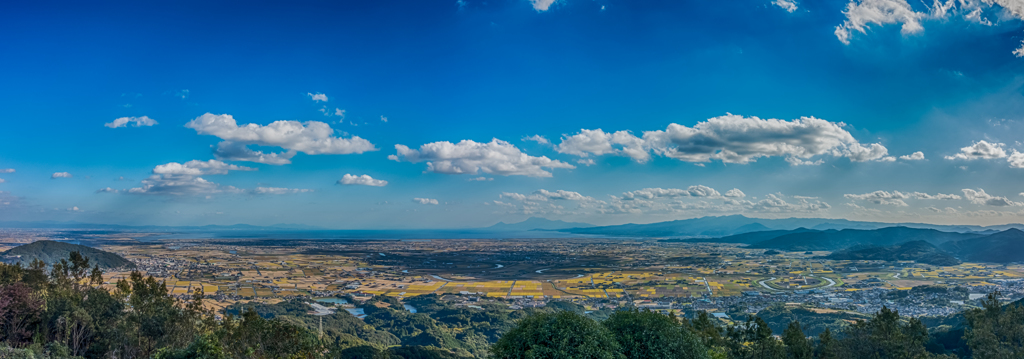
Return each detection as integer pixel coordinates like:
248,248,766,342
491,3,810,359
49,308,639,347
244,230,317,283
0,251,1022,358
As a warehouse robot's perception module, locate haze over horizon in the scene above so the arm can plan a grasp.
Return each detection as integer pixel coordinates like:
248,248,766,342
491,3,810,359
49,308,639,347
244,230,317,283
3,0,1024,228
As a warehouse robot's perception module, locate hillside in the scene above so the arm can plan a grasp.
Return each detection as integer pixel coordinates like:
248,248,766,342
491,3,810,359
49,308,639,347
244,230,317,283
485,217,594,231
943,228,1024,263
746,227,981,251
824,240,961,266
0,240,135,269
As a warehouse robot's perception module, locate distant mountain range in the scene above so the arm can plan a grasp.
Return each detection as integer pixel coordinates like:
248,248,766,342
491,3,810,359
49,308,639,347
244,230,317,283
1,240,135,269
942,228,1024,263
484,217,595,231
556,214,1023,237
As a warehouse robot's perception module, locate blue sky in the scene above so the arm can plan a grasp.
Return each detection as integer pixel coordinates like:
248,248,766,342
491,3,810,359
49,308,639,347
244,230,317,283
2,0,1024,228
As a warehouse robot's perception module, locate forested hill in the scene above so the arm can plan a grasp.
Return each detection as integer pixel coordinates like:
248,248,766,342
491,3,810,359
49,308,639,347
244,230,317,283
0,240,134,269
942,228,1024,263
745,227,980,251
824,241,961,266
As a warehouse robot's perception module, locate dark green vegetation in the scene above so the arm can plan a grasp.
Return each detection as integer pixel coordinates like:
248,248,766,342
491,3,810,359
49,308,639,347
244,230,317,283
942,228,1024,263
746,227,978,252
494,299,1024,359
824,241,961,266
1,241,134,269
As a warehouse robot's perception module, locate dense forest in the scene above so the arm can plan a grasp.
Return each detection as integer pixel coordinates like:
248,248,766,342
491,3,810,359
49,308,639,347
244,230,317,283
0,252,1022,358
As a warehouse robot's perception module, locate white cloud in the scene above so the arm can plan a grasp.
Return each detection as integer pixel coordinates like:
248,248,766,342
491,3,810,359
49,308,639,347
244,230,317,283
413,198,439,205
0,178,5,184
834,0,1024,55
749,194,831,213
1007,150,1024,168
338,174,388,187
844,190,962,206
834,0,924,45
96,187,118,193
185,113,376,155
105,116,158,128
380,115,388,123
724,188,746,198
530,0,557,11
307,92,328,102
963,188,1023,206
0,169,13,173
557,129,650,163
127,160,255,196
773,0,798,13
785,157,824,166
900,151,925,160
945,140,1008,160
523,135,550,145
621,186,722,200
250,187,313,195
390,139,575,177
51,172,72,179
213,141,296,165
468,177,494,181
557,115,890,165
67,206,80,212
576,158,596,166
174,89,189,99
534,189,596,201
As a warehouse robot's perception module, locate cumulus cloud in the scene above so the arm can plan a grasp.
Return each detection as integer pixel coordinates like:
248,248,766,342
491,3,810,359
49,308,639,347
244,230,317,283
523,135,550,145
621,186,722,200
413,198,439,205
773,0,798,13
844,190,963,206
557,129,650,163
834,0,1024,55
250,187,313,195
51,172,72,179
576,158,596,166
185,113,376,155
556,114,891,166
530,0,557,11
945,140,1007,160
1007,150,1024,168
468,177,494,181
900,151,925,160
724,189,746,198
96,187,118,193
834,0,924,45
67,206,81,212
0,178,5,184
390,139,574,177
127,160,255,196
105,116,158,128
213,141,296,165
963,188,1023,206
307,92,328,102
0,169,13,173
749,194,831,213
337,174,388,187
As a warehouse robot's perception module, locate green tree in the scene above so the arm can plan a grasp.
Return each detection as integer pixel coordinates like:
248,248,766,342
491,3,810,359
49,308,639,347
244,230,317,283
602,309,709,359
782,321,812,359
491,311,623,359
965,293,1024,359
815,328,838,359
